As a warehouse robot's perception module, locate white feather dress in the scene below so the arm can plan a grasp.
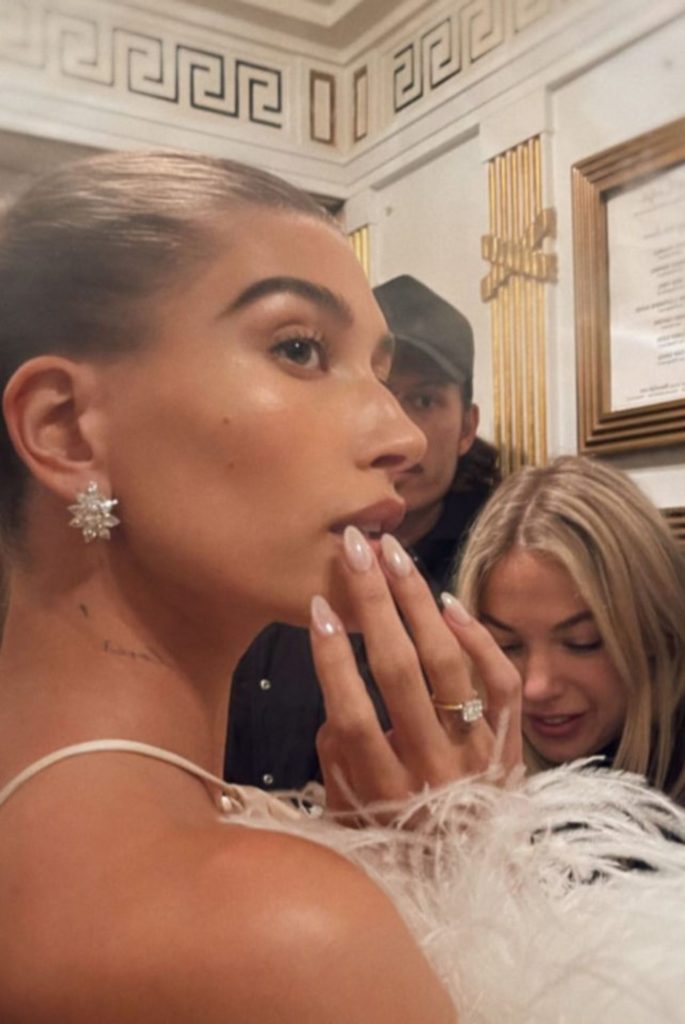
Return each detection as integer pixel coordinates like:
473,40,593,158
230,762,685,1024
3,744,683,1022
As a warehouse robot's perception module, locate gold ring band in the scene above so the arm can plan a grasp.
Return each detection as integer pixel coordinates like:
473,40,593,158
431,695,484,726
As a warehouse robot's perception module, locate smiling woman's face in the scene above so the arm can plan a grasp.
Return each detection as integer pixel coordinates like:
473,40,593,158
98,209,425,633
479,547,628,763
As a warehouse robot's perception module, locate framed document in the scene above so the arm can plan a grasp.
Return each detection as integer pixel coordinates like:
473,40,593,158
573,117,685,453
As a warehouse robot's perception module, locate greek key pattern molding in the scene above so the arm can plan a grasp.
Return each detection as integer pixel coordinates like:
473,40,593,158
0,0,285,129
310,70,336,144
3,0,582,152
390,0,571,115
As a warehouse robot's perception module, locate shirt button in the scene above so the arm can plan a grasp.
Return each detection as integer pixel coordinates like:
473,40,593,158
259,678,272,691
262,773,274,786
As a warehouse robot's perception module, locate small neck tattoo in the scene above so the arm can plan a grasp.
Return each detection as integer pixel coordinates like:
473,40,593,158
102,639,167,666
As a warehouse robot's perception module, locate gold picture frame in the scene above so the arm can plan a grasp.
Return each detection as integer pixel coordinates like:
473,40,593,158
573,117,685,454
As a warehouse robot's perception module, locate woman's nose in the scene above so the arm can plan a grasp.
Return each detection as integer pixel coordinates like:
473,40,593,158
521,652,564,704
359,381,427,473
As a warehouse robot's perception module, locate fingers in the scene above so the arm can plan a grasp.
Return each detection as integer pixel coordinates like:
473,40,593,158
441,593,523,768
309,595,400,791
337,528,450,760
379,534,479,710
310,527,522,816
316,724,401,813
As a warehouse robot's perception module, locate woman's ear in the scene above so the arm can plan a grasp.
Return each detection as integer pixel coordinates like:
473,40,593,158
2,356,107,503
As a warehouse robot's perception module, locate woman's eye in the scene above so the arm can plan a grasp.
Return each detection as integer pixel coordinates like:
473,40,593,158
272,336,327,371
499,642,523,655
564,639,603,653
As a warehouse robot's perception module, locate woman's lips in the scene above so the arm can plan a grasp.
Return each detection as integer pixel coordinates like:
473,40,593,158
525,713,585,740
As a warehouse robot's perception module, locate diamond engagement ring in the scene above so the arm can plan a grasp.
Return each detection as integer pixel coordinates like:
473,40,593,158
431,695,484,729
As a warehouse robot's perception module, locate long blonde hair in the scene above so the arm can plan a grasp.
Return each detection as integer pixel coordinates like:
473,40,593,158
456,455,685,804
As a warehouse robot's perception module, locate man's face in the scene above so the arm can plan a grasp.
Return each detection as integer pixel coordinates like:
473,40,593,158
387,363,478,517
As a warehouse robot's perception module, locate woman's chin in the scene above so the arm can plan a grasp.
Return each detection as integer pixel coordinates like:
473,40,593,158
270,559,360,632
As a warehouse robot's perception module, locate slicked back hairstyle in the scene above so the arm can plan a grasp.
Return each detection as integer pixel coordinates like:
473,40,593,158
456,455,685,804
0,150,334,543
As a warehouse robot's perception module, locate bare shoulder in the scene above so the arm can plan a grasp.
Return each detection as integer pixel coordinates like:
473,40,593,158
122,824,456,1024
2,821,456,1023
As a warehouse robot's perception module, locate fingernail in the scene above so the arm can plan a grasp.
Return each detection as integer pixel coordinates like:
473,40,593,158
380,533,412,578
441,592,472,626
343,525,374,572
311,595,342,637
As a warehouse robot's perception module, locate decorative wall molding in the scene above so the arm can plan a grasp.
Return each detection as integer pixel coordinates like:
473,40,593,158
352,64,368,142
481,207,556,301
392,15,462,113
663,507,685,549
512,0,553,33
482,135,555,472
349,223,370,277
385,0,564,120
310,69,336,143
0,0,582,167
0,0,681,195
0,1,288,129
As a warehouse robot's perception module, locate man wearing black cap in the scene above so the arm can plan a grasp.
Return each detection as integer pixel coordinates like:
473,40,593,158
224,275,499,791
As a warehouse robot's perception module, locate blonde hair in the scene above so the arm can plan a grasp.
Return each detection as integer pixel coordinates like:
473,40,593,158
456,455,685,804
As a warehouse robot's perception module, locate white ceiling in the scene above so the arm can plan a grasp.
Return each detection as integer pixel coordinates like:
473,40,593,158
179,0,409,47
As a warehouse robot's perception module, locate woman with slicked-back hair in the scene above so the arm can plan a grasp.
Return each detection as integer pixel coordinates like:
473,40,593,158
0,148,535,1024
2,152,685,1024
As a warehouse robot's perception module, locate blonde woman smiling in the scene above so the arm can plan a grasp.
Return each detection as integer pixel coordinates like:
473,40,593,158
457,455,685,803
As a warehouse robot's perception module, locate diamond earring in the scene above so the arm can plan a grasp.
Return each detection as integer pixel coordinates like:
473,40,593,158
68,481,120,543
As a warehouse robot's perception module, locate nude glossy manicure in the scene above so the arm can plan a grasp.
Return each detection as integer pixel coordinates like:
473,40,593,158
311,595,342,637
441,592,472,625
380,533,412,578
343,525,374,572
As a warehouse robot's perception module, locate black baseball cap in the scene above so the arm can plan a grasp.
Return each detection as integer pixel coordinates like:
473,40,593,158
373,274,474,385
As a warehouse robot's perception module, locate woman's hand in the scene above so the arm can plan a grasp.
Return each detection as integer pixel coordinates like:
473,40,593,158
310,527,522,815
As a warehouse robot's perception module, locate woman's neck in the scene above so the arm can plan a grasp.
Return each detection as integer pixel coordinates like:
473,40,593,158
0,569,256,781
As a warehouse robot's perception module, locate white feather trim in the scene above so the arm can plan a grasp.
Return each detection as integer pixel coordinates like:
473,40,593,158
228,763,685,1023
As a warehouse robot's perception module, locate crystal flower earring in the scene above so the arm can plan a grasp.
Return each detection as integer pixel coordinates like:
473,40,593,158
68,481,120,543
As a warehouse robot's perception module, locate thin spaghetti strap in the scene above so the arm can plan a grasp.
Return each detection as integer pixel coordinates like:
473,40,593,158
0,739,304,821
0,739,236,811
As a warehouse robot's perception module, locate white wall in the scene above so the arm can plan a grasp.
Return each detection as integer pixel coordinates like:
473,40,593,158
371,135,493,436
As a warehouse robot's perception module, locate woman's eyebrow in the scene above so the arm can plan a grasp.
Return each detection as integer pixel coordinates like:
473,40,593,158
224,275,354,325
480,610,595,632
480,612,515,632
552,611,595,632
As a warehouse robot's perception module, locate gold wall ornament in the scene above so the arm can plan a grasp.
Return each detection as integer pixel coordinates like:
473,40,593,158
663,507,685,550
481,208,557,301
349,224,370,279
482,135,555,474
